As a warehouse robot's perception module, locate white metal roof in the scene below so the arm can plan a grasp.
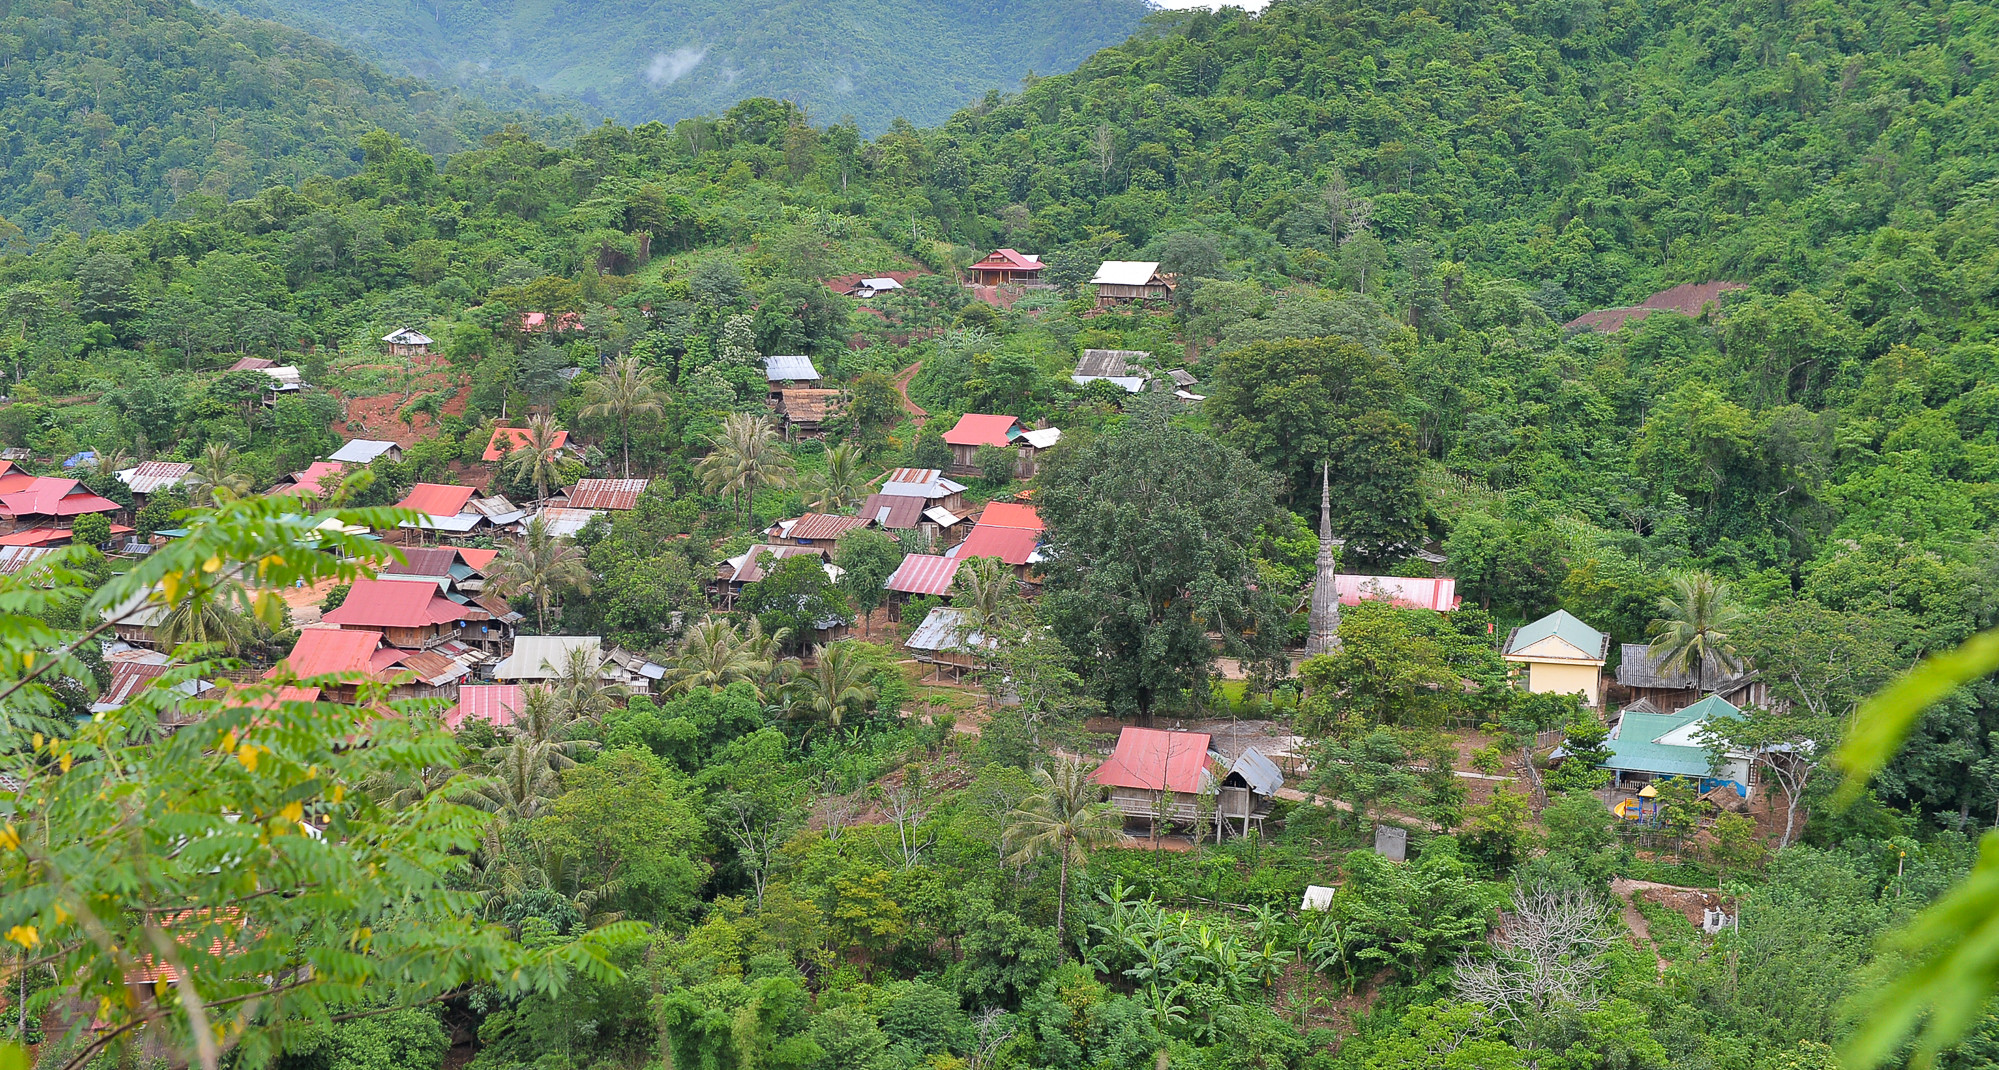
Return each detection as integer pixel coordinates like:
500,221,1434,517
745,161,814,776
923,506,964,527
1089,261,1161,286
1073,374,1148,393
328,439,399,464
1017,427,1062,449
860,277,903,290
492,635,603,680
764,355,821,381
382,327,434,345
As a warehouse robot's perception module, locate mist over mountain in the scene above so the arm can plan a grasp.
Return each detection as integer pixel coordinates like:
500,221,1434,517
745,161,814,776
195,0,1154,132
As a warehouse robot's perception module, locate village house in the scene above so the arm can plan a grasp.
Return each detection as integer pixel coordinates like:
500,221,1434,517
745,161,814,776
328,439,404,465
1071,348,1153,393
764,355,822,392
945,502,1044,582
382,327,434,357
1088,261,1174,306
773,388,842,437
903,605,994,681
883,553,959,619
859,490,964,547
965,249,1044,286
878,467,968,514
490,635,662,692
554,478,648,511
0,476,122,536
115,461,192,501
1601,694,1755,798
268,627,474,704
269,461,348,500
483,425,574,463
1614,643,1767,713
767,512,875,548
942,414,1022,474
1501,609,1610,707
527,505,600,538
712,544,836,606
1091,726,1284,840
448,683,524,731
322,577,484,650
520,311,584,335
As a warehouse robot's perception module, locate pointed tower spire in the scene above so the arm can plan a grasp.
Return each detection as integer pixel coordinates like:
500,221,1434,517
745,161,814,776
1305,460,1342,656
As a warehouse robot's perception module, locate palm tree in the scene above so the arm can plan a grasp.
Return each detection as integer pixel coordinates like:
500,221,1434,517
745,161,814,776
663,616,759,694
549,644,626,726
187,443,250,508
580,357,666,478
742,617,796,694
953,554,1021,646
782,643,876,732
1005,757,1121,955
492,516,592,632
695,412,795,521
153,578,254,654
503,414,569,503
800,441,867,513
1647,571,1746,695
471,735,574,821
509,684,601,763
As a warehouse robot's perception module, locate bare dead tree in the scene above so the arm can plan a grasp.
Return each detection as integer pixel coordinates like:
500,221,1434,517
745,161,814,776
877,775,937,870
1453,880,1620,1028
818,783,862,845
968,1007,1017,1070
717,794,796,909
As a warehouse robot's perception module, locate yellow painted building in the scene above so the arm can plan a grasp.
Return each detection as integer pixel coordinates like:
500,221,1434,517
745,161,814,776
1502,609,1610,707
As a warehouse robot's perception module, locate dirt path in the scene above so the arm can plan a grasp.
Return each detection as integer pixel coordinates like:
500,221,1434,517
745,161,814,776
1611,877,1714,973
892,361,928,426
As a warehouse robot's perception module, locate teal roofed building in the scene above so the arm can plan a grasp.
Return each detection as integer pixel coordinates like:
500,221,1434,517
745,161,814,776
1502,609,1610,707
1603,694,1755,798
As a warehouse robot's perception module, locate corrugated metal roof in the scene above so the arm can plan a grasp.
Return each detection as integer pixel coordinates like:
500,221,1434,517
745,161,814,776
887,554,957,595
1017,427,1062,449
785,513,875,541
953,523,1040,566
0,477,120,519
483,426,570,462
0,544,55,574
1503,609,1607,661
1335,574,1459,612
274,461,347,497
322,578,466,628
1089,261,1162,287
1168,369,1198,387
1091,726,1213,793
382,327,434,345
904,606,997,653
565,478,648,510
860,493,927,529
492,636,602,680
720,544,826,584
1616,644,1755,691
397,483,476,517
943,414,1021,447
447,684,523,730
764,355,821,381
1603,696,1742,776
973,249,1042,271
1072,374,1148,393
883,467,942,484
457,547,500,572
1226,747,1285,795
228,357,276,371
383,547,458,578
924,506,964,527
118,461,192,494
533,507,601,538
1075,349,1146,377
977,502,1043,531
328,439,400,464
277,628,383,677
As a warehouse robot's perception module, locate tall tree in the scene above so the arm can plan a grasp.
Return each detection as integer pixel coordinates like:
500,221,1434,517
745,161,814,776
493,516,593,632
801,441,867,513
1037,396,1285,720
1003,757,1119,956
580,357,665,478
662,616,762,695
695,412,795,521
781,643,876,733
187,443,250,508
835,528,902,636
1647,571,1745,694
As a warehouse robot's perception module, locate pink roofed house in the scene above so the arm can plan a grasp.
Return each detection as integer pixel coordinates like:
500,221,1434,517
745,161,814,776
965,249,1044,286
942,414,1025,474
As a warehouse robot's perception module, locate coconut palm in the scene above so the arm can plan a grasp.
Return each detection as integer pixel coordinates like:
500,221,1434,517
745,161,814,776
580,356,666,478
548,644,626,726
663,616,760,694
187,443,251,507
696,412,795,521
1647,571,1746,695
503,413,569,503
153,578,255,654
743,617,797,694
953,553,1021,646
471,735,574,821
800,441,867,513
510,684,601,762
782,643,876,732
491,516,592,632
1005,757,1122,955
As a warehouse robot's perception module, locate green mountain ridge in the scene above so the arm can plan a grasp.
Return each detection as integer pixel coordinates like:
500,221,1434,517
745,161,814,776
0,0,580,238
192,0,1156,132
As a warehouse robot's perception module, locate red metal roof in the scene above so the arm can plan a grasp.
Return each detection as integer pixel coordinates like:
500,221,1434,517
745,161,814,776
0,525,131,547
383,547,459,577
228,357,277,371
274,629,383,678
955,523,1040,567
886,553,958,596
447,684,524,730
101,661,168,706
1335,574,1460,612
274,461,347,497
483,426,571,462
860,493,927,529
0,477,121,519
322,578,465,629
396,483,476,516
564,478,647,510
970,248,1042,272
456,547,500,572
785,513,875,541
520,311,584,333
0,466,31,495
1091,727,1213,793
943,414,1022,448
977,502,1043,531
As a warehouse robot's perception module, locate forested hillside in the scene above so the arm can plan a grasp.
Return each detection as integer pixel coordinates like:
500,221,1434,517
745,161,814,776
0,0,577,236
4,0,1999,1068
198,0,1153,131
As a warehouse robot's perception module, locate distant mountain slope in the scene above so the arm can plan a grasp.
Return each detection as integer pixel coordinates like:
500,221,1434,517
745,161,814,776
195,0,1152,132
0,0,576,237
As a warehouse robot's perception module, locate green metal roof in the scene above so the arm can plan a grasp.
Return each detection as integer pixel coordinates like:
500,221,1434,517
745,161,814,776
1603,696,1742,776
1505,608,1606,658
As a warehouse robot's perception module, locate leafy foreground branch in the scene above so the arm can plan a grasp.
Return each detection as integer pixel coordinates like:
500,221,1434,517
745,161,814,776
0,496,630,1070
